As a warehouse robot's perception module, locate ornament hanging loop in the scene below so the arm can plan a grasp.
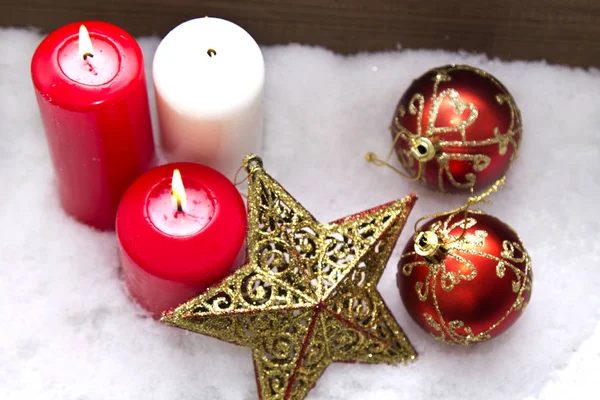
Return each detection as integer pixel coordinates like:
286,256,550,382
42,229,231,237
234,166,249,186
413,176,507,250
365,129,423,181
365,152,422,181
235,155,261,199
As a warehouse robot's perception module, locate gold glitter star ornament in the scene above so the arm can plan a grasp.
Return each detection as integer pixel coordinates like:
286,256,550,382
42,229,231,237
162,154,418,400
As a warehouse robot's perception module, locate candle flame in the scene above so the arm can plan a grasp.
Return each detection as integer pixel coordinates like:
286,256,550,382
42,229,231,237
171,169,187,212
79,25,94,59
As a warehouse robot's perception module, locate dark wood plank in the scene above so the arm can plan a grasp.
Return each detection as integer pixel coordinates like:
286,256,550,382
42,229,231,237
2,0,599,67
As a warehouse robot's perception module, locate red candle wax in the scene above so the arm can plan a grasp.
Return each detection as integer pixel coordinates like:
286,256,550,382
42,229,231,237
31,21,155,230
116,163,247,317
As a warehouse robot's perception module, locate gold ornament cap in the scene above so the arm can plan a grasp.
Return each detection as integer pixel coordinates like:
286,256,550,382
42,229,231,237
410,137,436,162
414,230,439,257
414,230,446,264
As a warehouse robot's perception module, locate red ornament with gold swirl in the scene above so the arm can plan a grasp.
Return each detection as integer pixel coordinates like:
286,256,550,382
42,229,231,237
390,65,522,193
397,210,532,345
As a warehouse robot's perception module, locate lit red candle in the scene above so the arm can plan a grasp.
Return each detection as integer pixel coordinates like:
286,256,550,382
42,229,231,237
116,163,247,316
31,21,155,230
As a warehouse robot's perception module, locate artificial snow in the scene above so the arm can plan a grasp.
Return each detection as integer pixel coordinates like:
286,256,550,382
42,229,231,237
1,28,599,400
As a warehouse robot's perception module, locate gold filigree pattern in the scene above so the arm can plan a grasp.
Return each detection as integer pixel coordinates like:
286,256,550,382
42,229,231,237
392,65,522,192
163,154,417,400
400,210,532,345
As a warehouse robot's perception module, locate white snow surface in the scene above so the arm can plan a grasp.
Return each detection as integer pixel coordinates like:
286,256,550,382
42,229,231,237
1,28,599,400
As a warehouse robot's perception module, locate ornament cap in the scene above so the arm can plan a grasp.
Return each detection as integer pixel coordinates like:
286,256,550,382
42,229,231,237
414,231,438,255
414,230,446,263
410,137,436,162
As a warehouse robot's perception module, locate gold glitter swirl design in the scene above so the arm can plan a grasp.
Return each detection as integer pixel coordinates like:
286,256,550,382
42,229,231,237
163,154,417,400
400,210,532,345
392,65,522,192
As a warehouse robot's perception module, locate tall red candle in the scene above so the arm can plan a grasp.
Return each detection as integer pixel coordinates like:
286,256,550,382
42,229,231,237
116,163,247,317
31,21,155,230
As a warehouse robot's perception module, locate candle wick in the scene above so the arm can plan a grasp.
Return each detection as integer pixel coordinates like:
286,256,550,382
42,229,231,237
176,202,184,213
83,57,99,76
207,48,217,57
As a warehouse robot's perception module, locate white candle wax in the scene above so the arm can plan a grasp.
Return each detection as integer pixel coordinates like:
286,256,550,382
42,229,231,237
153,17,264,179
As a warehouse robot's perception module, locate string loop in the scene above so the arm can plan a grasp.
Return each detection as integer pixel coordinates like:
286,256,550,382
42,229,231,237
365,130,423,181
233,165,249,199
413,176,507,237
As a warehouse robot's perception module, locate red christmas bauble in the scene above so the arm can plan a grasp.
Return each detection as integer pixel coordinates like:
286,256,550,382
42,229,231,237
391,65,522,193
397,210,532,345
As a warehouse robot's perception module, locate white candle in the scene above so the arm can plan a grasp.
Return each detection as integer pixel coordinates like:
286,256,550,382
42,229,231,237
153,17,265,179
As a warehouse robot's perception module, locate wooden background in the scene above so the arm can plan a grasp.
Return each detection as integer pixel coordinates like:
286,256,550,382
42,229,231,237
2,0,599,67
